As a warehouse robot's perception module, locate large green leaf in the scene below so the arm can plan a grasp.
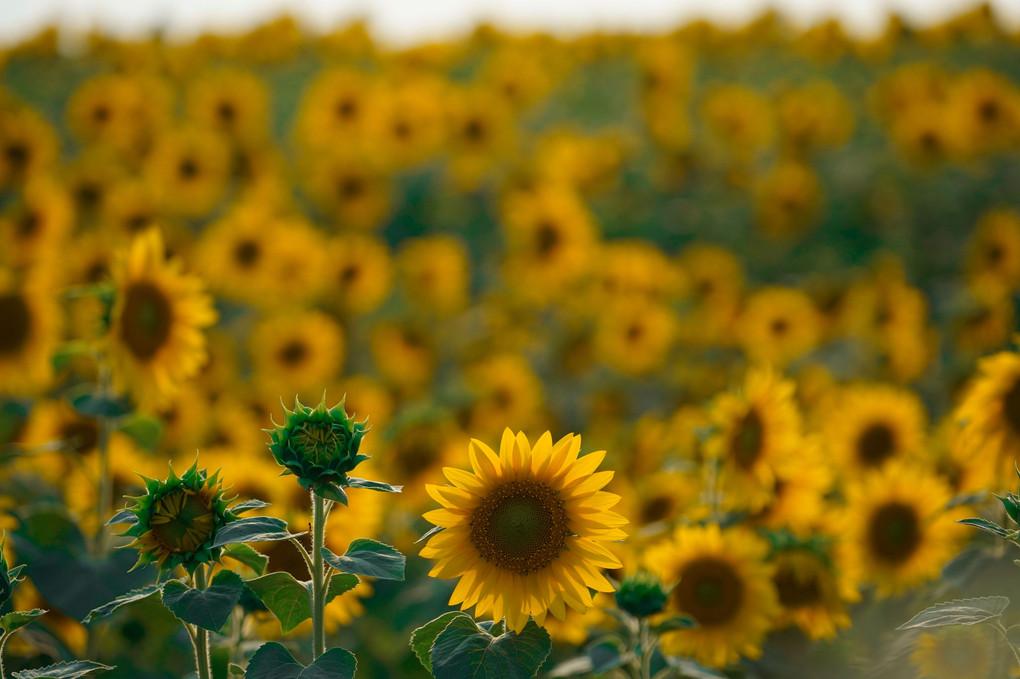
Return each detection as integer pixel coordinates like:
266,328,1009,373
431,616,552,679
68,387,132,419
321,538,405,581
898,596,1010,630
83,584,162,624
222,544,268,576
324,573,359,605
0,608,46,633
161,570,244,632
244,572,311,634
11,661,114,679
957,518,1012,539
116,415,162,452
211,517,303,548
244,641,356,679
410,612,470,673
345,477,402,493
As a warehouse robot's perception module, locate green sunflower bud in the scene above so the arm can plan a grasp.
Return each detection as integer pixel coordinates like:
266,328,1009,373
265,394,369,501
119,460,235,573
615,571,668,619
0,536,26,608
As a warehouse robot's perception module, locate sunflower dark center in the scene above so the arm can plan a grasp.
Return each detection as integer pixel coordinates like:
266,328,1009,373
730,408,764,470
217,101,237,123
979,99,1000,123
119,281,174,360
674,557,744,626
92,105,110,123
0,293,32,356
867,501,921,565
919,130,939,152
639,494,673,524
534,221,561,257
856,423,896,467
233,239,261,268
1002,377,1020,437
4,143,28,170
469,479,569,575
60,419,100,456
463,118,486,142
394,434,440,478
335,98,358,120
774,565,822,609
76,183,101,210
17,211,39,238
771,318,790,336
492,387,513,410
85,260,108,283
278,340,308,367
338,176,364,199
626,323,644,342
148,489,215,554
126,213,152,233
393,121,411,139
986,244,1005,266
179,158,199,180
339,264,361,285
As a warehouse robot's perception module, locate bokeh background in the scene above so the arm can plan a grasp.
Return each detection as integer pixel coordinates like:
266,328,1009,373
3,1,1020,678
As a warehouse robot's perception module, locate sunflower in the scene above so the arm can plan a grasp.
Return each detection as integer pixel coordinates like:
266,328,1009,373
704,367,802,512
770,547,855,640
823,383,926,477
701,85,775,160
948,68,1020,157
370,320,436,393
644,524,778,669
463,354,544,440
928,418,997,497
955,349,1020,487
107,228,217,409
753,160,822,239
0,177,74,269
676,244,743,346
300,151,391,231
839,462,963,597
737,287,821,367
613,469,701,542
195,203,281,305
98,179,161,239
445,87,516,191
966,208,1020,302
323,233,393,315
953,295,1013,355
776,80,854,153
185,67,270,146
888,103,962,165
420,429,626,633
0,104,58,188
369,76,447,169
382,418,466,508
16,399,101,482
261,218,329,308
910,625,996,679
593,302,677,377
144,127,232,218
293,68,380,152
0,269,59,396
589,240,682,308
397,235,471,315
250,311,345,400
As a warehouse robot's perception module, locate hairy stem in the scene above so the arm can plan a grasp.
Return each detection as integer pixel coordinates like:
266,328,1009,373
311,490,327,660
0,631,9,679
638,619,653,679
192,565,213,679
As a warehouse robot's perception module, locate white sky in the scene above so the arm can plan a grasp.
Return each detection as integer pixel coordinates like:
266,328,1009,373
0,0,1018,46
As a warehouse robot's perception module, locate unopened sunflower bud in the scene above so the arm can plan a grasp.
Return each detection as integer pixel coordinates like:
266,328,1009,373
616,571,668,618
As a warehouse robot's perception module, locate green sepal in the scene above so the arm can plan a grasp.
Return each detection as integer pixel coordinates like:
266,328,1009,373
160,570,244,632
0,608,46,633
321,538,405,581
245,641,356,679
244,572,311,634
10,661,114,679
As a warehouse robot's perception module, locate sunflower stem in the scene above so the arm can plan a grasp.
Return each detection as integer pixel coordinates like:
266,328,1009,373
311,490,327,660
992,619,1020,668
192,565,213,679
92,360,113,559
638,619,653,679
0,630,9,679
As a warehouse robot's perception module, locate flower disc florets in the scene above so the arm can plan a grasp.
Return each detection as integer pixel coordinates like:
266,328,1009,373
120,461,234,573
616,571,668,618
266,395,369,497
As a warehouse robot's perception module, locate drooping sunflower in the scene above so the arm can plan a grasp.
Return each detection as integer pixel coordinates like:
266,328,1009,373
770,546,856,640
839,462,963,597
704,367,803,512
420,429,627,633
823,383,927,477
644,523,779,669
955,348,1020,487
737,286,822,367
107,228,218,409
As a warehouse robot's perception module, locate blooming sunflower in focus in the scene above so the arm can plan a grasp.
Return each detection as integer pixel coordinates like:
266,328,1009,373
644,523,778,668
420,429,626,633
107,228,217,408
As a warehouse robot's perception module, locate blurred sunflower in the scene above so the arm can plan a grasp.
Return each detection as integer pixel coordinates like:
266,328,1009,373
397,235,471,316
195,203,281,304
701,85,775,161
463,354,544,440
955,349,1020,487
185,67,270,145
753,159,822,239
770,546,855,640
445,87,516,190
965,208,1020,302
910,625,996,679
369,76,447,168
0,177,74,269
324,233,394,315
593,302,677,377
776,80,854,153
370,320,436,393
737,287,821,367
107,228,217,408
949,68,1020,157
0,104,58,188
676,244,743,346
839,463,962,596
823,383,926,476
0,270,59,395
419,430,626,633
294,68,380,151
704,367,802,512
645,524,778,668
144,127,232,218
250,311,345,400
301,151,391,231
98,179,161,239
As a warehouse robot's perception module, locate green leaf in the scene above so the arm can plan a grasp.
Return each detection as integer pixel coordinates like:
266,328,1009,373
244,641,356,679
211,517,304,548
116,415,162,452
652,616,697,633
411,612,471,673
947,491,987,509
222,544,268,576
586,640,623,673
83,584,161,624
325,573,359,605
957,518,1012,538
897,596,1010,630
227,664,244,676
998,493,1020,525
0,608,46,633
161,570,244,632
230,499,270,514
345,477,403,493
105,508,137,526
431,616,552,679
50,341,94,372
1007,625,1020,648
244,572,311,634
11,661,114,679
321,538,405,581
68,387,132,419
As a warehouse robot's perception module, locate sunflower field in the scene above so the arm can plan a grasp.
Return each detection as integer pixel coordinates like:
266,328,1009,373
2,6,1020,679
